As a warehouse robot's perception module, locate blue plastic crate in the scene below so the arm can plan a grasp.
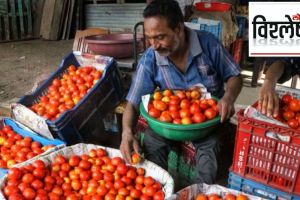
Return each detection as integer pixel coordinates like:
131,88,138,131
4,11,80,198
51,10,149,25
0,118,65,177
18,52,124,145
188,18,222,40
228,172,300,200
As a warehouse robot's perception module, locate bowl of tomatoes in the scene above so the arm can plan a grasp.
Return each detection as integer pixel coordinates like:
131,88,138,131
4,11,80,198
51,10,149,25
139,89,221,141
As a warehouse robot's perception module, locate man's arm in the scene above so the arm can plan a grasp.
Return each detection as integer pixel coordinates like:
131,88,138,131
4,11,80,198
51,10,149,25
120,102,140,163
218,75,243,122
258,60,285,117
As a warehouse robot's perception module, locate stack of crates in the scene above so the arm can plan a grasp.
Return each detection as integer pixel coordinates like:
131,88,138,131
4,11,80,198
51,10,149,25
229,102,300,200
18,52,124,145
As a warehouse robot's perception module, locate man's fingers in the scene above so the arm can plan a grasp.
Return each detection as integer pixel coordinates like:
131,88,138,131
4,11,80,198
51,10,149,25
267,94,274,117
133,140,140,155
261,95,268,115
273,95,280,117
120,142,131,163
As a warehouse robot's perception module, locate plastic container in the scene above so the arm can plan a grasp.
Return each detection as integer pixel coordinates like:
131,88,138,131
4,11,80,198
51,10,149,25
0,118,65,177
228,172,300,200
232,103,300,196
139,99,220,141
18,53,124,145
85,33,143,59
195,2,231,12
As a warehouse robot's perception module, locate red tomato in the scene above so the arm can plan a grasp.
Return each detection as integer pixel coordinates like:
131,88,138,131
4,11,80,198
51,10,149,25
190,90,201,99
173,118,182,124
154,100,167,111
116,164,128,175
288,118,299,128
145,186,157,197
136,167,145,176
159,111,172,123
283,110,295,121
22,187,36,199
176,91,186,99
282,94,293,104
162,89,173,97
153,91,163,100
224,193,236,200
153,190,165,200
144,176,155,186
181,117,192,125
190,103,201,114
169,96,180,105
148,108,161,118
179,109,191,118
170,110,180,119
130,189,142,199
8,168,22,180
208,194,221,200
180,99,190,109
69,155,81,167
204,108,217,120
22,173,35,183
192,113,206,123
131,152,141,165
289,99,300,112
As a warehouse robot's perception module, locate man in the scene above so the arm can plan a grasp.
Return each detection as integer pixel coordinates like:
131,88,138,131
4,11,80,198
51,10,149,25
258,58,300,118
120,0,243,184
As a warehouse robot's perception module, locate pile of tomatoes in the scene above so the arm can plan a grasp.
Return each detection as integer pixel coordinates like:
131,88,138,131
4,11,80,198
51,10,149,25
30,65,103,121
274,94,300,129
195,193,248,200
3,148,165,200
148,89,218,124
0,125,54,169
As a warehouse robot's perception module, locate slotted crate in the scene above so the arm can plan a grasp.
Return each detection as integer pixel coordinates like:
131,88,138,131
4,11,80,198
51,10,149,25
228,172,300,200
18,52,124,145
0,0,33,41
232,103,300,196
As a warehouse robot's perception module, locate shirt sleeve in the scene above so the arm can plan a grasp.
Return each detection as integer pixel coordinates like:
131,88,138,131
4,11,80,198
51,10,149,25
126,49,157,106
204,32,241,81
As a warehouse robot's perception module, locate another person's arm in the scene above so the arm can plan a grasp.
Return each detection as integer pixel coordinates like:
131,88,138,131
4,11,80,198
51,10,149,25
218,75,243,122
258,60,285,117
119,49,156,163
120,103,140,163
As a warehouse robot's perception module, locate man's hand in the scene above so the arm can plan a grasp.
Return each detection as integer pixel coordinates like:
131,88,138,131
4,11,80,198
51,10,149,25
217,95,235,123
120,130,140,164
258,79,280,117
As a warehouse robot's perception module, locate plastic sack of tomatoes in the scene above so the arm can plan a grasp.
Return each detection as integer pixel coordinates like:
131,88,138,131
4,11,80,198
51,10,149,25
0,143,174,200
166,183,264,200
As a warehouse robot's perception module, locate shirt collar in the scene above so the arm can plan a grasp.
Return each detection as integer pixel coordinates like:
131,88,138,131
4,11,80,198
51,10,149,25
154,27,203,66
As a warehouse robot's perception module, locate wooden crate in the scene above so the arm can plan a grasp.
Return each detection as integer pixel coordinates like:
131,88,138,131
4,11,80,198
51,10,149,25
0,0,33,41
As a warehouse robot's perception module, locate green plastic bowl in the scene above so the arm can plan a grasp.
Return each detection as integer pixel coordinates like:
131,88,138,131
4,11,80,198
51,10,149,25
139,98,221,141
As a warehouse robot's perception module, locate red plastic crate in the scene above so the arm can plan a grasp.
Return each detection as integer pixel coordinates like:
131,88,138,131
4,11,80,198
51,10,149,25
232,103,300,196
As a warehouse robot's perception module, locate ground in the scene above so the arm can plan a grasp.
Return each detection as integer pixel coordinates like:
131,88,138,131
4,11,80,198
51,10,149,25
0,40,73,103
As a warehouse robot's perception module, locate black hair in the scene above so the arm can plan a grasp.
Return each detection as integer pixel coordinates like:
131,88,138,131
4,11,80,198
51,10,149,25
143,0,184,30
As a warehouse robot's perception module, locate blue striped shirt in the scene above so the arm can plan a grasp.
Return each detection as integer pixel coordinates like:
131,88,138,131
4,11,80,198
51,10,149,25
127,28,241,106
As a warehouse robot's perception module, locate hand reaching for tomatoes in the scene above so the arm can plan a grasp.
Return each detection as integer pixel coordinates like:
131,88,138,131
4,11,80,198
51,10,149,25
218,95,235,123
258,79,280,117
120,130,141,164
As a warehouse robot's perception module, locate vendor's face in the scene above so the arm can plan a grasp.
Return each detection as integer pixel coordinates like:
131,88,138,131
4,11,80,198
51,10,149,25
144,16,181,57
